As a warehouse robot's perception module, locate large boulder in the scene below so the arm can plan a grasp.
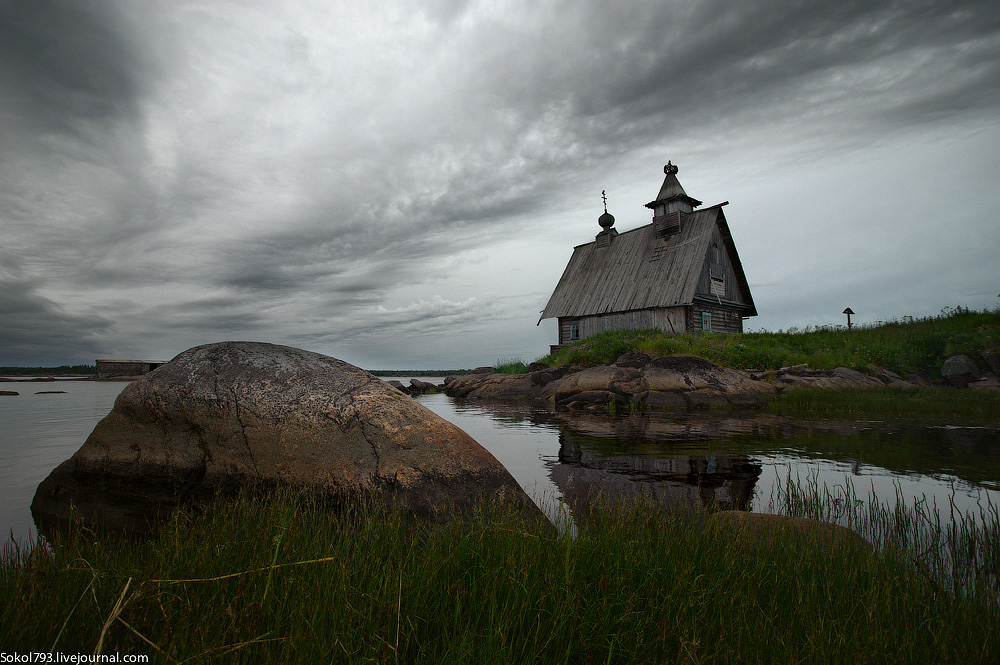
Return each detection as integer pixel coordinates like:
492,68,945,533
32,342,531,533
941,354,982,388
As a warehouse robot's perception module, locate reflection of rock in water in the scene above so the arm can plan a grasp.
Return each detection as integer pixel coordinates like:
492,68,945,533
552,432,761,514
930,426,1000,455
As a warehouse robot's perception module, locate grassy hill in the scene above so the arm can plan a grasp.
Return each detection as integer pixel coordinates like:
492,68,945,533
525,306,1000,378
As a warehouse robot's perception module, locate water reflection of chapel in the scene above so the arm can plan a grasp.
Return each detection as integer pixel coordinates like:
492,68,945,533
539,162,757,352
548,416,762,514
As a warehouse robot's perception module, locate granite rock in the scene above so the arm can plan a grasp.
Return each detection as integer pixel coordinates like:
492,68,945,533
32,341,531,533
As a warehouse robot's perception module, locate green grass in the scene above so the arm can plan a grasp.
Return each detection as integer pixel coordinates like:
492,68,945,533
536,306,1000,376
3,486,999,663
493,357,529,374
771,387,1000,424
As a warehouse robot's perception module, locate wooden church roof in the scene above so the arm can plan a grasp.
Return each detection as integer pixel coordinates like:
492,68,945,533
540,182,756,321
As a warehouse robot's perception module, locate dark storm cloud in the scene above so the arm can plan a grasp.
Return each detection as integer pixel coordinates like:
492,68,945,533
0,0,152,133
0,275,111,364
500,0,1000,148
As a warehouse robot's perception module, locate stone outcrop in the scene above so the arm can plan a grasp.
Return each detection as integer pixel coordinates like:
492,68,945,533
941,354,983,388
442,352,964,410
939,352,1000,391
764,366,888,390
969,376,1000,391
386,379,409,394
445,371,554,400
408,378,438,393
445,355,778,410
981,351,1000,377
32,341,532,533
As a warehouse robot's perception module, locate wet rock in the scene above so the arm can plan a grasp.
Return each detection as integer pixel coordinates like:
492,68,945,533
871,365,917,388
639,390,688,409
941,354,982,388
542,365,638,401
903,371,934,388
644,356,755,392
980,351,1000,377
528,367,566,387
408,378,437,393
707,511,869,552
969,376,1000,392
463,373,540,400
556,389,626,409
771,366,884,390
32,341,531,533
386,380,410,394
445,357,775,410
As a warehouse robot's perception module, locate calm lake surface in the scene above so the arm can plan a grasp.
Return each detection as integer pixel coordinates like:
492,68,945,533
2,379,999,546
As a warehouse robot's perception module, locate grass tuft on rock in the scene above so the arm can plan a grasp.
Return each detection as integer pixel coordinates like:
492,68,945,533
493,357,529,374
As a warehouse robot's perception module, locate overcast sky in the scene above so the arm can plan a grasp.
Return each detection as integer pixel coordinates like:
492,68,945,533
2,0,998,370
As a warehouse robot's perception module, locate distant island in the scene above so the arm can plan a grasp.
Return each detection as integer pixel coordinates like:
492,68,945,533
369,369,471,377
0,364,96,377
1,364,471,379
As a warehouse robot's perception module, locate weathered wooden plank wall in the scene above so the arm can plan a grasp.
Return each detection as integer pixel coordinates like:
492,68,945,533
558,307,689,345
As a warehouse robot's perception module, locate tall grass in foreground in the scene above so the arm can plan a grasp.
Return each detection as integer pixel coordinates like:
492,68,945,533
771,472,1000,603
2,487,999,663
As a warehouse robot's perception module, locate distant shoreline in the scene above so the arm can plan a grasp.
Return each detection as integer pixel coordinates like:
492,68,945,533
0,369,473,382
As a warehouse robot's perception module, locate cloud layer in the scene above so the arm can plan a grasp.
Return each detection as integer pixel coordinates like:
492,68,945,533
3,0,999,367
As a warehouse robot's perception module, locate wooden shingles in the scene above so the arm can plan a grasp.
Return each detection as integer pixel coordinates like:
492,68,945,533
540,205,732,320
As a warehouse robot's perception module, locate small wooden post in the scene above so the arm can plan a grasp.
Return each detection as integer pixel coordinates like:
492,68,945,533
843,307,855,330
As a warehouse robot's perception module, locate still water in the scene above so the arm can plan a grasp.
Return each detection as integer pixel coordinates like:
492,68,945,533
2,380,999,546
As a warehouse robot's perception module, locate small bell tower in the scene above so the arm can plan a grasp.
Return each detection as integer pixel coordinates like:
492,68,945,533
645,161,701,238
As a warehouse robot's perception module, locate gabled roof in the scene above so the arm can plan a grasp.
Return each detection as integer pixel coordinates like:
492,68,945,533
539,204,756,320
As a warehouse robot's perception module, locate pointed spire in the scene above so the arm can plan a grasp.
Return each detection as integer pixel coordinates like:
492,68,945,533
655,161,690,202
645,160,702,214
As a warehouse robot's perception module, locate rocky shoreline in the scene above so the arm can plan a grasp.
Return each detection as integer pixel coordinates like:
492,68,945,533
440,351,999,411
